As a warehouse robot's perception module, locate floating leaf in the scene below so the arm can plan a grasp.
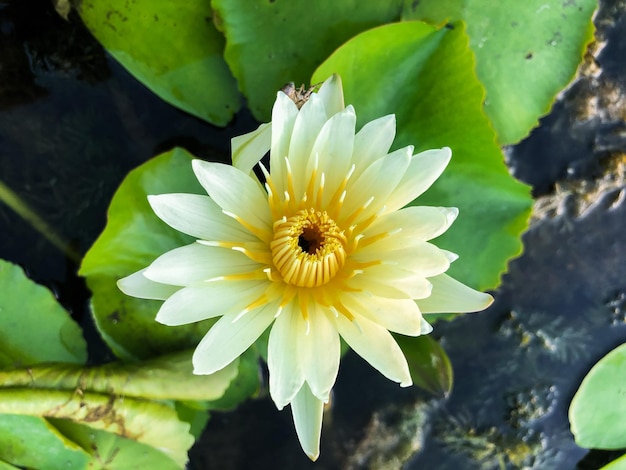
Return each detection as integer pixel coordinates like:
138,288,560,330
80,148,212,360
313,21,531,291
570,342,626,450
0,259,87,368
0,389,193,467
212,0,403,121
52,419,183,469
0,415,89,470
402,0,596,144
76,0,241,126
394,335,453,398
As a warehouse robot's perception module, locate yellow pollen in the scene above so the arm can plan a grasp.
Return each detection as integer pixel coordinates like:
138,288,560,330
270,209,347,287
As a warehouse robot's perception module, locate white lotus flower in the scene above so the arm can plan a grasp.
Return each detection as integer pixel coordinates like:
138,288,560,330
118,75,493,461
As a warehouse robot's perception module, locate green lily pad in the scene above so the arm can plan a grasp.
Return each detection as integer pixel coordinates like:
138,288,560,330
80,148,212,360
402,0,596,144
395,334,453,398
51,419,183,469
0,415,89,470
76,0,241,126
0,259,87,368
0,389,193,467
212,0,403,121
570,342,626,450
313,21,532,291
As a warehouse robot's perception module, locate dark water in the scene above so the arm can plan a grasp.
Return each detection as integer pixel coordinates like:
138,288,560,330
1,0,625,469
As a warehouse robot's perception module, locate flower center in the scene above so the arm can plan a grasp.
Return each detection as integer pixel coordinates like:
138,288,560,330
270,209,347,287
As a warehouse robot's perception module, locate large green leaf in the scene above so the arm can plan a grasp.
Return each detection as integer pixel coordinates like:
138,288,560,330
0,389,193,467
569,343,626,450
0,350,237,402
0,259,87,368
0,415,89,470
212,0,403,121
76,0,241,126
402,0,596,144
313,21,531,291
80,148,212,360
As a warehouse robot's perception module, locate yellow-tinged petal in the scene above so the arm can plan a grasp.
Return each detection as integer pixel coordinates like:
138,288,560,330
192,161,273,237
148,193,259,242
143,243,262,286
231,122,272,175
268,301,305,410
334,313,412,387
291,382,324,462
316,73,344,118
192,301,278,375
417,273,494,314
351,114,396,179
382,147,452,214
298,302,340,402
155,280,269,326
341,293,423,336
117,269,181,300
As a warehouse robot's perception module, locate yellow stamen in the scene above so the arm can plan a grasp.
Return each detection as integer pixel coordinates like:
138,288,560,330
270,209,347,288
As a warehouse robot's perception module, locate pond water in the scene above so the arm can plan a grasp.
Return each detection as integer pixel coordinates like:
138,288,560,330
1,0,625,469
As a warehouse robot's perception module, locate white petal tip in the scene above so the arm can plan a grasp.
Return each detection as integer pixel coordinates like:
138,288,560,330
400,379,413,388
441,206,459,224
420,318,434,335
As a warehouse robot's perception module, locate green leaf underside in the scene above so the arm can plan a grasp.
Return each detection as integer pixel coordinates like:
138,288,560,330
313,21,532,291
0,415,89,470
80,148,212,360
76,0,241,126
402,0,596,145
394,334,453,397
570,343,626,450
0,350,237,402
0,389,193,467
212,0,404,121
0,259,87,368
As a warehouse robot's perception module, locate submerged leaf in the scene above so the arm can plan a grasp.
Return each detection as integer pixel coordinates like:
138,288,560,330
0,259,86,368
